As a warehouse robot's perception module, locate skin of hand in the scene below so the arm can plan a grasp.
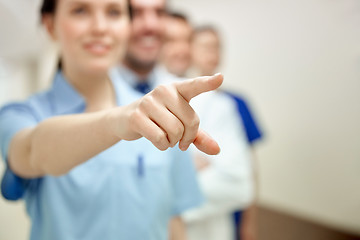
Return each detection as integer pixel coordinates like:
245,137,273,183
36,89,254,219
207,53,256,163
169,216,187,240
111,73,223,154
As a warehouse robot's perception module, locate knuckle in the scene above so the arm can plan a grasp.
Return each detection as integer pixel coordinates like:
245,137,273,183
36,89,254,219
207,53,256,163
153,84,170,97
171,124,184,140
138,96,153,110
186,78,197,89
129,109,141,122
153,132,169,151
154,131,167,145
189,115,200,129
129,110,142,128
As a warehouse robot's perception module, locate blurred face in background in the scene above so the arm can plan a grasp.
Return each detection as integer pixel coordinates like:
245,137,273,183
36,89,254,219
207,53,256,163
161,15,192,77
191,30,221,76
124,0,167,73
43,0,130,76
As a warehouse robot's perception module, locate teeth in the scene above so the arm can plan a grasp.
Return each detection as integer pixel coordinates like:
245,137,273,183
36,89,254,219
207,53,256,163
140,36,157,46
90,44,106,51
86,43,109,54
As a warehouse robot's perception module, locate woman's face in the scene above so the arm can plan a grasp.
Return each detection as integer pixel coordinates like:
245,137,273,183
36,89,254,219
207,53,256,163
45,0,130,75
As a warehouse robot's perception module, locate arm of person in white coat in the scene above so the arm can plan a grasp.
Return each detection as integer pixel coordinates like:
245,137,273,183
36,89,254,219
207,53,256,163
183,91,254,223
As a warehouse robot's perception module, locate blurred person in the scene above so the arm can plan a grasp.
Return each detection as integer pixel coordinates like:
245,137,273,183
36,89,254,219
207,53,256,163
0,0,225,239
112,1,254,240
191,26,263,240
161,12,192,77
191,26,221,76
111,0,194,236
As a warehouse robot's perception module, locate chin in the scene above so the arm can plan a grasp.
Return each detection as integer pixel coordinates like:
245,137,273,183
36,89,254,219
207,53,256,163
85,60,114,75
139,52,158,63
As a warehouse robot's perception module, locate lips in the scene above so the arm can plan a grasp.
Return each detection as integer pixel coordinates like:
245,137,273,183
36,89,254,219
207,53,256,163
137,35,160,49
83,42,111,55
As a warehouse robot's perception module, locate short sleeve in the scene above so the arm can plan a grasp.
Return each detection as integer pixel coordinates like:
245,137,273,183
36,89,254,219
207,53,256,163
0,103,38,163
0,103,38,200
183,92,254,223
226,92,263,144
170,148,204,216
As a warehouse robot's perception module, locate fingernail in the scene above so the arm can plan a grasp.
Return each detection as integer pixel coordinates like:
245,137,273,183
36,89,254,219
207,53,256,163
209,73,222,81
179,142,189,151
216,148,221,155
184,144,190,151
179,142,185,151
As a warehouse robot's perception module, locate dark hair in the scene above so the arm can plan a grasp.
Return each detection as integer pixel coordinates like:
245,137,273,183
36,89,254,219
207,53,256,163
193,25,219,36
167,11,189,23
41,0,56,15
192,25,221,51
41,0,133,19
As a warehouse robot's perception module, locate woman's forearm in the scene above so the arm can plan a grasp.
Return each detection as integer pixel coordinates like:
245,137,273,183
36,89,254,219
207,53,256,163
8,74,223,178
9,109,121,178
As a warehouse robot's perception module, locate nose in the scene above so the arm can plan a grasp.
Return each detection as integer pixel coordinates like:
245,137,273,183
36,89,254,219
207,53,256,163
92,12,108,35
179,41,191,53
142,11,161,32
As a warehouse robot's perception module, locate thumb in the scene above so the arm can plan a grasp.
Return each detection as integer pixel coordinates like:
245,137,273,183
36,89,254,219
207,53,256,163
192,129,220,155
176,73,223,102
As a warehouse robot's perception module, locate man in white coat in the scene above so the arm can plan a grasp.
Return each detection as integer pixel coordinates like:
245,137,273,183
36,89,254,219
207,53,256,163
161,13,254,240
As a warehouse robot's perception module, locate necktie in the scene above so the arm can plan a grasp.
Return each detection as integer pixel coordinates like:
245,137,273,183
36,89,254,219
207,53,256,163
134,81,151,94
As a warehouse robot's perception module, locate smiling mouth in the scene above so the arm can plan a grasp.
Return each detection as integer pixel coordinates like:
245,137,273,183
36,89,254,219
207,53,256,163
138,36,159,48
84,43,111,55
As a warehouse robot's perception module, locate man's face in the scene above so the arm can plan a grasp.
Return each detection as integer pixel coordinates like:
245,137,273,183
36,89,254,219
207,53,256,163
125,0,166,70
161,16,192,77
192,31,221,76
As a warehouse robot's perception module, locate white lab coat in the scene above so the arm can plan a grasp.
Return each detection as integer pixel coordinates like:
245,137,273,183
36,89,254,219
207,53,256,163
184,90,254,240
153,68,254,240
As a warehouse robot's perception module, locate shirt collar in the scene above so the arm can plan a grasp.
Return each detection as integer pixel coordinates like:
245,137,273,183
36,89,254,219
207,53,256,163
109,67,144,106
50,71,86,115
115,65,157,90
108,65,182,106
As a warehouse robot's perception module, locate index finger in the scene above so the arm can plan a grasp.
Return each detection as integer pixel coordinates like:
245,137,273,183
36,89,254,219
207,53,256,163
193,129,221,155
176,73,224,102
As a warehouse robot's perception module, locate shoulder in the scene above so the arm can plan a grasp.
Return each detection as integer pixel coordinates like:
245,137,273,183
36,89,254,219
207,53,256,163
0,90,53,122
223,91,252,112
222,91,264,142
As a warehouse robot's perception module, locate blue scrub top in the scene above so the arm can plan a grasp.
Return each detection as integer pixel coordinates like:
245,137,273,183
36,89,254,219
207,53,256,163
0,71,203,240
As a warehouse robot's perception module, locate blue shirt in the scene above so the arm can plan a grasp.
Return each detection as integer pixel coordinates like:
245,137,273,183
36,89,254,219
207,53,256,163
0,71,203,240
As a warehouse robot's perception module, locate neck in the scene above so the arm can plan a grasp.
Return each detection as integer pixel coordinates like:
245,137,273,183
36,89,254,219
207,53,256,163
62,65,116,112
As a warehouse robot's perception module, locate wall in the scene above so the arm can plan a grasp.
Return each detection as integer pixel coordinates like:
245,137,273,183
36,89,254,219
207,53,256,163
170,0,360,234
0,59,35,240
0,0,359,238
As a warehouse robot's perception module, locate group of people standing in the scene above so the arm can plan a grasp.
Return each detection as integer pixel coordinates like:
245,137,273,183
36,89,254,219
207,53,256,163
0,0,262,240
160,11,263,240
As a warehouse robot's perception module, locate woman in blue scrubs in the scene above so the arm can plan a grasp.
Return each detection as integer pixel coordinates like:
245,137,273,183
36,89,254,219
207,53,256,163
0,0,223,239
